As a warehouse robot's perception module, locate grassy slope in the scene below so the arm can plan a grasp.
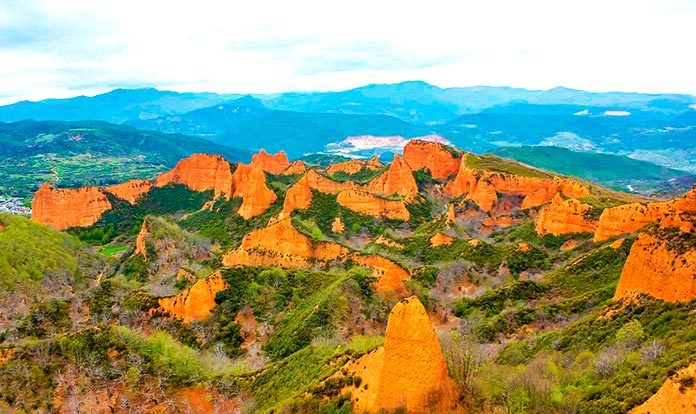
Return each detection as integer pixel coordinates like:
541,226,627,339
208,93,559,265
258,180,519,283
0,213,99,291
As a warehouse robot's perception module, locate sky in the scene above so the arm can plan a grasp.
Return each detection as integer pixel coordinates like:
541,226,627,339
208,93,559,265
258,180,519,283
1,0,695,104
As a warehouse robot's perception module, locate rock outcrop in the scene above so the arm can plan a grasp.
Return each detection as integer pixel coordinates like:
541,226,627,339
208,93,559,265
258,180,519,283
222,218,349,268
283,173,314,215
594,188,696,242
535,194,598,235
403,140,461,180
282,160,307,175
430,232,455,247
305,169,361,193
337,189,410,221
351,254,410,297
327,156,383,175
31,183,112,230
368,154,418,201
158,272,227,323
613,226,696,303
332,216,345,234
231,163,278,219
103,179,153,204
344,296,458,413
445,157,590,212
282,170,364,216
155,153,233,198
134,219,148,259
629,362,696,414
251,149,291,174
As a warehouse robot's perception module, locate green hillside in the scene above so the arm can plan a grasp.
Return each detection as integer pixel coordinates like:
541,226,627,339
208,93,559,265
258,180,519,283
491,146,694,195
0,120,250,199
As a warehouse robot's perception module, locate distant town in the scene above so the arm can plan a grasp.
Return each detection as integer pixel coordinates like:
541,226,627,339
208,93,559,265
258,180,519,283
0,195,31,215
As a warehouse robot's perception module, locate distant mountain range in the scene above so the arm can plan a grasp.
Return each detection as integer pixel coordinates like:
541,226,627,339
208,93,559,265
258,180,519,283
0,81,694,197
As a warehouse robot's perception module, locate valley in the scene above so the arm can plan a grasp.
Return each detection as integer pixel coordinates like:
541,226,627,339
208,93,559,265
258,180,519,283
0,139,693,413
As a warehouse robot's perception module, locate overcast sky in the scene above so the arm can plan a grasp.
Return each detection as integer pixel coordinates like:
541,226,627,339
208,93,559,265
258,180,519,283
1,0,695,104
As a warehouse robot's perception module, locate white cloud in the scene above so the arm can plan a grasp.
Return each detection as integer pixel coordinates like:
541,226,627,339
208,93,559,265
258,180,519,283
0,0,695,104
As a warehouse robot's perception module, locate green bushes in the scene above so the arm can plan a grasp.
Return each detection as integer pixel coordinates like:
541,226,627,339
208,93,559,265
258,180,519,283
17,300,71,339
455,281,549,318
0,213,98,291
70,185,213,244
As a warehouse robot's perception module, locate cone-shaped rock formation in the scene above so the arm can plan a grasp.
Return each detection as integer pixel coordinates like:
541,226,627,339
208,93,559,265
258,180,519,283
344,296,458,413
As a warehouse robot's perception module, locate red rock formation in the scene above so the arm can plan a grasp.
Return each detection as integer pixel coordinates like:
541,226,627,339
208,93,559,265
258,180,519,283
613,230,696,303
103,179,153,204
31,183,112,230
154,153,233,198
403,140,461,180
283,174,314,215
469,179,498,212
332,216,345,234
306,169,361,193
344,296,459,413
374,235,404,249
327,156,384,175
158,272,227,323
446,203,456,224
535,194,598,235
282,170,364,217
629,362,696,414
251,149,291,174
231,163,278,219
134,219,148,259
430,232,454,247
368,154,418,201
351,254,410,297
446,156,590,212
337,189,410,221
594,188,696,242
282,160,307,175
222,218,349,268
166,386,241,414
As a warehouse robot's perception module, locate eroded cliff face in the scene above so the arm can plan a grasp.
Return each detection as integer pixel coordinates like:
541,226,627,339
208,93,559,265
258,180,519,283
629,362,696,414
594,188,696,242
337,189,410,221
103,179,153,204
445,157,590,213
31,183,112,230
231,163,278,219
343,296,459,413
158,272,227,323
283,174,314,215
368,154,418,201
327,156,383,175
535,194,598,235
154,153,233,198
134,219,148,259
351,254,410,297
282,160,307,175
403,140,461,180
613,223,696,303
221,218,349,268
305,169,361,193
251,149,291,174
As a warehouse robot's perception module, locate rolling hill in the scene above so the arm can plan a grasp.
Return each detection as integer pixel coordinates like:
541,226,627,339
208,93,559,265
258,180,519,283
0,120,250,198
491,146,694,196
